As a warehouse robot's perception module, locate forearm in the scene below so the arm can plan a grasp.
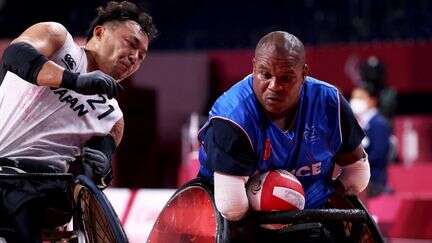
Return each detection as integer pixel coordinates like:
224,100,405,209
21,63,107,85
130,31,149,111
36,60,66,87
2,41,120,97
82,135,117,188
1,42,69,87
334,145,370,195
85,135,117,160
214,171,249,221
338,156,370,195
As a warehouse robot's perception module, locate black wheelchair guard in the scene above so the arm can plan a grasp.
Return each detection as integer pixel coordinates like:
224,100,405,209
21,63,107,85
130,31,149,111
249,194,385,243
148,178,385,243
324,193,385,243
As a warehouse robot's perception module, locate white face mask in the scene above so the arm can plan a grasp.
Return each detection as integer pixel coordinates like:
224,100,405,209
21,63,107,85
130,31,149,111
350,98,368,115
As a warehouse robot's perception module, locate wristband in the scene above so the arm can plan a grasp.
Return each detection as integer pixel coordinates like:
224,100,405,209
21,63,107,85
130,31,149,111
60,69,79,89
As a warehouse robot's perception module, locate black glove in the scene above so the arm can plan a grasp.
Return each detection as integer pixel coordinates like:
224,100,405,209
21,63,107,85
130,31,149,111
82,147,113,189
61,70,121,99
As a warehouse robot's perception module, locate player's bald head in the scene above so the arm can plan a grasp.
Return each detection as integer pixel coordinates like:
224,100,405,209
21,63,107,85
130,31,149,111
255,31,305,66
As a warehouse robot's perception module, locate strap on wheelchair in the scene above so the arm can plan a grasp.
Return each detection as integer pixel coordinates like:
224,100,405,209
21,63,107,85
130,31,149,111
0,157,20,167
0,157,26,174
0,157,73,181
252,209,368,225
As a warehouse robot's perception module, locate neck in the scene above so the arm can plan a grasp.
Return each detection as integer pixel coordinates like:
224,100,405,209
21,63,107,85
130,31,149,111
268,105,298,131
84,48,99,72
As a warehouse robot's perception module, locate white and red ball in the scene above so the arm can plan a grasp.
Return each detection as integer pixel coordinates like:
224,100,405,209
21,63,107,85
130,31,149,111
246,169,305,212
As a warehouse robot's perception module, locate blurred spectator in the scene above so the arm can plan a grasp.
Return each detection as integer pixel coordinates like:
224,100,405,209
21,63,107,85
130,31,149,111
350,85,394,197
359,56,397,121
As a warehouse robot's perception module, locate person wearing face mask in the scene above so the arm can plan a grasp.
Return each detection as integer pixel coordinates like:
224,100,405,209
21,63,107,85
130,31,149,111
350,85,393,198
198,31,370,230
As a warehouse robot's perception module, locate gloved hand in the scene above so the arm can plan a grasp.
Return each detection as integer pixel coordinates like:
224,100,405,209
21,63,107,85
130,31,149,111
82,147,113,189
61,70,122,99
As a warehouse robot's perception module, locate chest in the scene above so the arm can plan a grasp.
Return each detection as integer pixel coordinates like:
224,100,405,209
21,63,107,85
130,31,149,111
255,121,336,182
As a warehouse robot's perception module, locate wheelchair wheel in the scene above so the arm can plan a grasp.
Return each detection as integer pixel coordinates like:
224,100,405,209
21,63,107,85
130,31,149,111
73,175,128,243
148,178,226,243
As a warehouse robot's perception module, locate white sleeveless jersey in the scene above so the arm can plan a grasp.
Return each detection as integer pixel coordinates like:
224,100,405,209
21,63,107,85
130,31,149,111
0,33,123,172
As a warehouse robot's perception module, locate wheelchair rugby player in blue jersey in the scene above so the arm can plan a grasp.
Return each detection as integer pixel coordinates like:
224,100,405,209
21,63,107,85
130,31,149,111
149,31,384,243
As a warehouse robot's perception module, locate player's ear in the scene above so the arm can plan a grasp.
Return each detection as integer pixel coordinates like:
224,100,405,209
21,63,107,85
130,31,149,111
93,25,105,41
252,57,256,72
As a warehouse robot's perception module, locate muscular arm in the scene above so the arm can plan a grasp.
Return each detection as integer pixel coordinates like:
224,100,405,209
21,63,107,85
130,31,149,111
12,22,67,58
10,22,68,87
2,22,120,98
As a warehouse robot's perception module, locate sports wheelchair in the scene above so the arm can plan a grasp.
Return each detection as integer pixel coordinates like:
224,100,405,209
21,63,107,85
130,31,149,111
148,178,384,243
0,171,128,243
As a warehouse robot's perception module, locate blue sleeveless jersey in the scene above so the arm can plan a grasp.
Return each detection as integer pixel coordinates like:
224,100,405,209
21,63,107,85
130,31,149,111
198,74,342,208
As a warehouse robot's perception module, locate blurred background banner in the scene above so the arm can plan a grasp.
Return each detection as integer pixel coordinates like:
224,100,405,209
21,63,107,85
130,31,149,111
105,188,175,243
1,0,432,241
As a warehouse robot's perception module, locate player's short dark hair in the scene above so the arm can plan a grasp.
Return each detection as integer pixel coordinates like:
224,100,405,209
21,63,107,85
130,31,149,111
87,1,158,42
255,31,306,66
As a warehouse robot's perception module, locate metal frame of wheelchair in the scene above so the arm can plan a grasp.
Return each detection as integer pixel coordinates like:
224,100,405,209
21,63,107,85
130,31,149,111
0,173,128,243
148,178,385,243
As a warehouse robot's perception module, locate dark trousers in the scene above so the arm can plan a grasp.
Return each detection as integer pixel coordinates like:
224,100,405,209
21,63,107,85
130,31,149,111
2,199,44,243
0,158,72,243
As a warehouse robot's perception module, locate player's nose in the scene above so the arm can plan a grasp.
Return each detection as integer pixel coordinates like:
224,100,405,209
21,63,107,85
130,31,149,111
128,50,139,65
268,78,283,91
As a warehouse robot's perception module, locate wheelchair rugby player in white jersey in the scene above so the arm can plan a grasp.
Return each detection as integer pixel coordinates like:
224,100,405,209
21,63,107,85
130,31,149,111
0,1,157,242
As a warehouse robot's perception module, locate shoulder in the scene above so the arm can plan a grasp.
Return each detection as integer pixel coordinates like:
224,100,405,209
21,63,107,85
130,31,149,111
205,117,255,155
210,75,256,117
12,22,69,55
32,22,67,35
15,22,67,41
304,76,339,94
221,74,254,99
203,75,261,148
304,76,340,110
